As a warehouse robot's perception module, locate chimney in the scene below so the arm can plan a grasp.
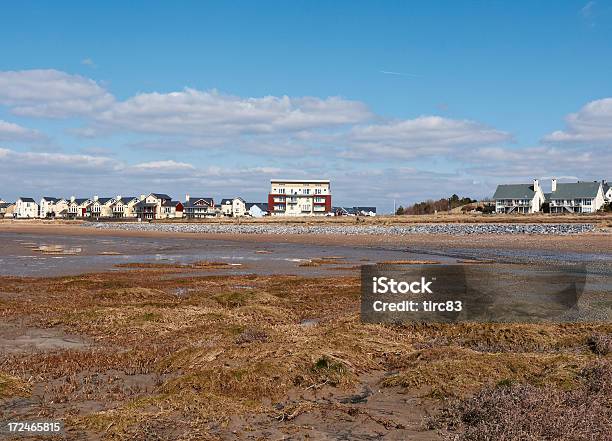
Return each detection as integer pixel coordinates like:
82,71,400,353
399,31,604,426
94,195,99,201
140,194,145,201
551,178,557,192
117,195,121,200
533,179,540,193
70,196,75,203
185,194,190,202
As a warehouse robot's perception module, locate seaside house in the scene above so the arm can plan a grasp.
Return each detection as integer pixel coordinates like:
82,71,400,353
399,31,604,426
135,193,183,220
183,195,216,218
548,179,605,214
335,206,377,216
0,202,12,218
246,202,269,218
220,197,246,217
89,196,116,219
16,197,39,218
68,197,92,218
493,179,545,214
603,181,612,203
39,197,61,218
268,179,332,216
109,196,139,218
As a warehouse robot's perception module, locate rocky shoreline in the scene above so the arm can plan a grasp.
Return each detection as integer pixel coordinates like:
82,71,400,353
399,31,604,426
89,222,597,235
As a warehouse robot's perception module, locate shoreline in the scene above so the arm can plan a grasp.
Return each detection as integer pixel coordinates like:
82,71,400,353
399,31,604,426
1,221,611,254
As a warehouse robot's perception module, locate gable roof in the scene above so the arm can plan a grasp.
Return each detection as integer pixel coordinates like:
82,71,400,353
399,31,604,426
492,184,536,200
41,196,60,202
246,202,269,211
18,197,36,203
549,182,601,199
221,198,233,205
184,197,214,207
72,198,90,205
150,193,171,200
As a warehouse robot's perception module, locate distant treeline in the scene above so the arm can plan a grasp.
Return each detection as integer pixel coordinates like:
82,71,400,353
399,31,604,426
396,194,476,215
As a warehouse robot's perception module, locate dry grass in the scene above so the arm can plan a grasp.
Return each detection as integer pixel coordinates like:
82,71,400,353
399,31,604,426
431,360,612,440
0,268,609,440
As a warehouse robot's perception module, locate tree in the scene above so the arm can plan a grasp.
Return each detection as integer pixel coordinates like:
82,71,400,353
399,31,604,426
395,205,405,215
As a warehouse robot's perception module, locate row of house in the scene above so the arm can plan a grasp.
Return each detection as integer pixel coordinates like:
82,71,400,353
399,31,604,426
1,179,378,219
493,178,612,214
0,194,272,220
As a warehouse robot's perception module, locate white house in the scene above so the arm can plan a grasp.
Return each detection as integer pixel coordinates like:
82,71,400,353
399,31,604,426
246,202,269,218
68,197,92,218
220,197,246,217
0,202,12,218
16,197,39,218
108,196,139,218
548,179,605,214
493,179,546,214
134,193,183,220
603,181,612,203
39,197,62,218
89,196,116,218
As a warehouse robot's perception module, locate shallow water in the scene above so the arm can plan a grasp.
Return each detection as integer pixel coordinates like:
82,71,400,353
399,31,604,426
0,232,454,277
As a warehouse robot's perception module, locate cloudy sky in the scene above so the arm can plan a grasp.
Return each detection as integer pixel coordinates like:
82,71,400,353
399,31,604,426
1,1,611,212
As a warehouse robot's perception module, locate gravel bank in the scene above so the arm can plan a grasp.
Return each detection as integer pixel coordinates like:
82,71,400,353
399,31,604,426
89,222,596,236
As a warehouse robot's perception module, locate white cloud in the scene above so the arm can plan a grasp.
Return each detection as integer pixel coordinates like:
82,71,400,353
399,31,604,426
0,69,114,118
91,88,372,136
0,120,47,142
130,160,195,172
543,98,612,144
339,116,512,159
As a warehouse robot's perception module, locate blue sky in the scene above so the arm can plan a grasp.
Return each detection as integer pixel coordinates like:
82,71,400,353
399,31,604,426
1,1,611,212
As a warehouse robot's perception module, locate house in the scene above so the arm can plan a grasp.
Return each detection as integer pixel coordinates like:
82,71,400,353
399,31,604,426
268,179,331,216
183,194,216,218
548,179,605,214
89,196,116,219
246,202,269,218
135,193,183,220
603,181,612,203
53,198,70,218
109,196,139,218
493,179,545,214
220,197,246,217
67,197,92,218
15,197,39,218
0,202,13,218
39,197,61,218
335,206,377,216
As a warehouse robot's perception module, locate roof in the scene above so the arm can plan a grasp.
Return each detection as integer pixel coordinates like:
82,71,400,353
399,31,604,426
355,206,377,213
271,179,330,184
18,197,36,203
549,182,601,199
96,198,113,204
161,200,182,207
221,198,233,205
150,193,171,200
41,196,60,202
492,184,536,200
184,197,213,207
72,198,90,205
246,202,269,211
0,202,12,209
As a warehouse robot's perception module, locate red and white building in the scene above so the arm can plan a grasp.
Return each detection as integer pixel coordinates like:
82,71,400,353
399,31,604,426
268,179,332,216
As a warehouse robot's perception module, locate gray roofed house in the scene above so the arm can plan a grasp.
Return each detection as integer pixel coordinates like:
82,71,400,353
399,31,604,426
493,179,545,214
18,197,36,203
548,179,605,213
245,202,269,218
184,196,215,218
